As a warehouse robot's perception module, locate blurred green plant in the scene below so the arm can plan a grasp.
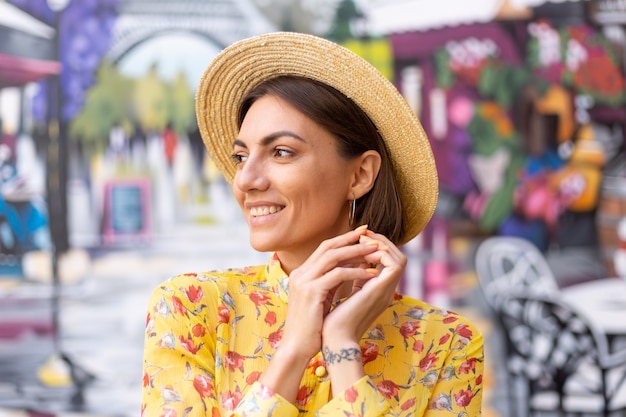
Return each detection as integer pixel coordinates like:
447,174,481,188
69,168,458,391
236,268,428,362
70,61,132,149
70,61,196,149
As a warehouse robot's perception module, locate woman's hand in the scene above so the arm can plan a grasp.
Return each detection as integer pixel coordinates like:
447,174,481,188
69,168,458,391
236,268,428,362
320,231,407,395
259,226,381,403
279,226,381,360
323,231,406,342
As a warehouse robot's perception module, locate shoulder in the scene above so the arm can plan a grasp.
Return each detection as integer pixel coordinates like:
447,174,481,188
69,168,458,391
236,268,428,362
385,293,484,347
148,264,268,304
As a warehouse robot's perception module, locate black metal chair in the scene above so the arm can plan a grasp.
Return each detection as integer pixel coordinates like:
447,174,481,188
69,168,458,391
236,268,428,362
474,236,559,311
497,291,626,417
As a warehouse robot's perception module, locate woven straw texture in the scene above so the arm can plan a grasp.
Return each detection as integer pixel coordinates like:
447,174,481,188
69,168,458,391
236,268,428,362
196,32,438,243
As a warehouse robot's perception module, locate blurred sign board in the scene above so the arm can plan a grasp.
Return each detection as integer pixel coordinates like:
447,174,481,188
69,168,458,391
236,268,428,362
102,178,151,244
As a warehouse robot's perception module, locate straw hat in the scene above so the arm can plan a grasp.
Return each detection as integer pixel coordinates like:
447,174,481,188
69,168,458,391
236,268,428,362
196,32,438,243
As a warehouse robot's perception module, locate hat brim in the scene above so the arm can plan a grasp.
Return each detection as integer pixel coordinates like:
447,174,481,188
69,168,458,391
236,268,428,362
196,32,438,244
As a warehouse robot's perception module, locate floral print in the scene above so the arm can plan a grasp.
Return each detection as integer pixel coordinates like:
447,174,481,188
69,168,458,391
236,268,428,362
142,253,484,416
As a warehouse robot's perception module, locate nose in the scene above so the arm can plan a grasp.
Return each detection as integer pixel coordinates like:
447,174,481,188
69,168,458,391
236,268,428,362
233,154,269,192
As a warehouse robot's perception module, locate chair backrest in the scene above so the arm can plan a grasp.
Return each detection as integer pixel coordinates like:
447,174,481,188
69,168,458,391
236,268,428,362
474,236,559,310
499,291,626,413
497,291,604,390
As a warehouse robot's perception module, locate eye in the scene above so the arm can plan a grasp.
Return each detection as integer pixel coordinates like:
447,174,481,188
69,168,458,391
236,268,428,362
274,148,293,158
231,153,247,165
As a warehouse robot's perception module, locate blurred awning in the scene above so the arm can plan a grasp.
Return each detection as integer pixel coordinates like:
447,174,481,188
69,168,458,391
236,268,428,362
0,52,60,88
361,0,590,34
0,1,59,88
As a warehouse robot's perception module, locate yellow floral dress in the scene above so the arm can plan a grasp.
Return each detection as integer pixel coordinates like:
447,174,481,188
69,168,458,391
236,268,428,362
142,253,484,417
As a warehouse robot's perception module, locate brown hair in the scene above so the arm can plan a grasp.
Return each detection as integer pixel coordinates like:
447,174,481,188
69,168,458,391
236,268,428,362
237,75,405,244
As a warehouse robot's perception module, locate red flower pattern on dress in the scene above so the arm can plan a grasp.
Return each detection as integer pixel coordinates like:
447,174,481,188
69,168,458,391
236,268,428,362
296,385,315,406
412,339,424,353
439,332,451,345
344,386,358,403
454,388,474,407
264,311,277,326
361,341,379,365
193,374,214,398
399,321,420,339
459,357,477,374
179,335,199,354
268,329,282,349
217,303,230,325
224,351,245,372
419,353,439,372
456,323,473,339
476,374,483,385
246,371,261,385
249,291,270,306
443,315,458,324
185,285,203,303
401,397,416,410
192,323,206,337
171,296,187,316
377,380,400,400
220,388,243,411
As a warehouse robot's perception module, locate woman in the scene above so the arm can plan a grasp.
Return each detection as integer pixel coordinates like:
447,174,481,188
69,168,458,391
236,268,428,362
142,32,483,417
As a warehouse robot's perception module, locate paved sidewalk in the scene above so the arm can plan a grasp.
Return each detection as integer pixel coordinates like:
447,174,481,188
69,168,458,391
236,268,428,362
0,218,265,416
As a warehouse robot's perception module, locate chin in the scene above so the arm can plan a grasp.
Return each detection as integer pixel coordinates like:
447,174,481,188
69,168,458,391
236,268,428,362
248,235,281,253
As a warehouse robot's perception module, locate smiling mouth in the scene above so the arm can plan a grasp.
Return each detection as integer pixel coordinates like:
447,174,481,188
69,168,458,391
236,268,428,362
249,206,284,217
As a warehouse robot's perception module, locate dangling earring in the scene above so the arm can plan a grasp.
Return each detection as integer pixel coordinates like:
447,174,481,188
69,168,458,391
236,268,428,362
348,194,356,226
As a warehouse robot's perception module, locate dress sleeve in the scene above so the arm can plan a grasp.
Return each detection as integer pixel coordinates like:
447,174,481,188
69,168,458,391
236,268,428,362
140,276,298,417
424,322,484,416
315,376,392,417
314,319,484,417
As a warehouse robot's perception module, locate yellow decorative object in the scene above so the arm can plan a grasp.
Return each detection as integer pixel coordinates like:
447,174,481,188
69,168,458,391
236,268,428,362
550,165,602,212
314,366,327,377
37,353,72,387
534,85,574,143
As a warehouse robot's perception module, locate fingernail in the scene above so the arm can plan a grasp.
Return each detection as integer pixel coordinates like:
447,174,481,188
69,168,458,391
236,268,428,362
355,224,368,232
363,240,378,246
378,244,389,251
366,268,379,275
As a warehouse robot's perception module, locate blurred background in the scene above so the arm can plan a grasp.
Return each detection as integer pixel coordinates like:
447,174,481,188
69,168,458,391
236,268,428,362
0,0,625,416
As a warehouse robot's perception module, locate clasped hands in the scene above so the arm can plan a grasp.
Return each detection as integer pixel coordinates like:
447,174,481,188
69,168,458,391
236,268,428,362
280,225,407,362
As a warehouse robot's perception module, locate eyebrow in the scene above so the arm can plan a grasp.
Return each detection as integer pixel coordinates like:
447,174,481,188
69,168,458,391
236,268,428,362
233,131,306,149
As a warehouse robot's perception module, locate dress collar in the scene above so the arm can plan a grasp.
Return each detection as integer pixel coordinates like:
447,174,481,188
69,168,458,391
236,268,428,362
266,252,289,302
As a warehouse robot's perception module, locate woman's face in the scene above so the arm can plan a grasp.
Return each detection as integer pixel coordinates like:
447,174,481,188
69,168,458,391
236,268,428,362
232,94,358,263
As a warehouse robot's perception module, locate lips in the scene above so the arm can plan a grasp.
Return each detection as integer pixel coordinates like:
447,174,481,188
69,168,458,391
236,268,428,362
249,206,284,217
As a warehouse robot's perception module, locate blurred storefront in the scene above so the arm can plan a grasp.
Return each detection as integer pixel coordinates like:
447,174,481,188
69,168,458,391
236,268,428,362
0,1,57,276
0,1,59,88
363,0,626,285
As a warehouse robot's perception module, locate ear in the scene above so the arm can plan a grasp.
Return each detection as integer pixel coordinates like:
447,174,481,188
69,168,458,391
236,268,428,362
349,150,381,199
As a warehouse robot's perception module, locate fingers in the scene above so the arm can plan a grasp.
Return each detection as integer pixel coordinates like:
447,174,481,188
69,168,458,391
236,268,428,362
359,234,406,273
295,225,378,279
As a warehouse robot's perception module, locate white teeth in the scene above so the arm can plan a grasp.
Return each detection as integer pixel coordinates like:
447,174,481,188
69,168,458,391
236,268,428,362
250,206,283,217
